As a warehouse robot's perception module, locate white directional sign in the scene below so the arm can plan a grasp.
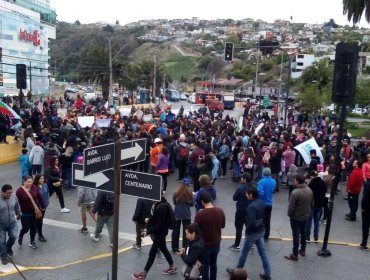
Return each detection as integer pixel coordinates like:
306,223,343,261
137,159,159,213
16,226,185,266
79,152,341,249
120,139,146,166
73,163,114,193
83,142,115,176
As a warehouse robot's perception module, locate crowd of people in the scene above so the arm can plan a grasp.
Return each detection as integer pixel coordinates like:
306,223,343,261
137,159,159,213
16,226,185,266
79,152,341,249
0,93,369,280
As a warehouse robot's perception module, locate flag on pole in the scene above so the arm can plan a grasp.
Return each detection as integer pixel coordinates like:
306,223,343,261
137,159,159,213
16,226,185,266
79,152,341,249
0,100,22,119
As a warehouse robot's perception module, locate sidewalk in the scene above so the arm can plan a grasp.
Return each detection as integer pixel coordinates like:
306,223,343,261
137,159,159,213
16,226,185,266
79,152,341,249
1,237,368,280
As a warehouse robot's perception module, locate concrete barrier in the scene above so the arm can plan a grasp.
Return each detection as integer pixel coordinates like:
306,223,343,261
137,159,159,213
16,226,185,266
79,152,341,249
0,136,22,164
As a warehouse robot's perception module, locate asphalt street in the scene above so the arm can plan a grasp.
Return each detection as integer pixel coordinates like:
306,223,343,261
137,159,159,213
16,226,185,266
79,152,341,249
0,101,367,279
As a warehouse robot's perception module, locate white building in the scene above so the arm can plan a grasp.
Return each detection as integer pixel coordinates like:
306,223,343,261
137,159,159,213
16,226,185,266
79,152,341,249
0,0,56,96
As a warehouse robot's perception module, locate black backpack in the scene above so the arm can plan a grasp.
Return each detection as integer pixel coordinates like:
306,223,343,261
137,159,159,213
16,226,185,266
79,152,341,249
100,193,114,216
159,202,176,230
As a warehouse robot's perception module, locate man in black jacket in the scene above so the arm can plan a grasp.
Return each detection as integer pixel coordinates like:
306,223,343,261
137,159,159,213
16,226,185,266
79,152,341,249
226,187,272,280
90,191,114,247
132,197,177,279
132,198,154,250
306,170,326,242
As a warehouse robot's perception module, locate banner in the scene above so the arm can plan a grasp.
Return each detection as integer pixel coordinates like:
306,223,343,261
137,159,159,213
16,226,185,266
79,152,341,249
119,107,131,117
143,114,153,122
294,138,324,165
57,108,67,118
77,116,95,128
96,118,112,128
254,123,264,135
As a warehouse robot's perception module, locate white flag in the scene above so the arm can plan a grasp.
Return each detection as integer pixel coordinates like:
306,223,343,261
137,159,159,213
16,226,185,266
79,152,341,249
294,138,323,165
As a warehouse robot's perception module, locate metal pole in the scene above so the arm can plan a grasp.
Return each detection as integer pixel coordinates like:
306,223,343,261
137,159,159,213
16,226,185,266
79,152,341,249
111,140,121,279
255,42,259,99
318,102,346,257
153,55,156,105
29,61,32,94
108,38,113,107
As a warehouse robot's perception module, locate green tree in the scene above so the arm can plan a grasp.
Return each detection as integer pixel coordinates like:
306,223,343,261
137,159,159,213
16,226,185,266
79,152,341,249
343,0,370,24
300,58,333,89
355,78,370,105
297,84,330,112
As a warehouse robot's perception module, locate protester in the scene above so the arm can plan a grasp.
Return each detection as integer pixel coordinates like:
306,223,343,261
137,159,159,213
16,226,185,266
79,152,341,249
77,186,97,233
33,174,49,242
0,184,21,265
132,198,154,250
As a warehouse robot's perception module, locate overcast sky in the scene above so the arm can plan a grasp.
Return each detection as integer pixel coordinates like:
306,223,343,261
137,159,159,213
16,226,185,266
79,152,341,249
49,0,369,27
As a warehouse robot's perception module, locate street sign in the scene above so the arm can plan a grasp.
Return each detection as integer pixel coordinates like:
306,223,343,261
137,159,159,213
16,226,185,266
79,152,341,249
120,138,146,166
121,170,162,201
83,142,115,176
72,163,114,193
263,96,270,107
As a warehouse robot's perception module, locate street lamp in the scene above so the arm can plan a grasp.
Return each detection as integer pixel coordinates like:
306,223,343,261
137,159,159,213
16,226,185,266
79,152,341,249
108,38,130,107
258,72,266,108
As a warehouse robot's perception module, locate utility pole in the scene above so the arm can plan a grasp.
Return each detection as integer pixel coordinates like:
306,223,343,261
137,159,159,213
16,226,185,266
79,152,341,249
153,55,156,104
254,42,259,99
29,61,32,94
108,38,113,107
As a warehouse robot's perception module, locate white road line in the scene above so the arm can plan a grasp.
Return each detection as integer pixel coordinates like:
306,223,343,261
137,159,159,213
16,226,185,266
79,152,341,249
43,218,137,241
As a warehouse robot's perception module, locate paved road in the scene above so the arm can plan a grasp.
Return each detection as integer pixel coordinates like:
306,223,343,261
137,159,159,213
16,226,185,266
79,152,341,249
0,159,367,279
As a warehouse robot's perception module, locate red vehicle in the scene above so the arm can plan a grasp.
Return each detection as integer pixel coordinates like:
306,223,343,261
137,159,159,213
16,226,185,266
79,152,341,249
195,92,223,112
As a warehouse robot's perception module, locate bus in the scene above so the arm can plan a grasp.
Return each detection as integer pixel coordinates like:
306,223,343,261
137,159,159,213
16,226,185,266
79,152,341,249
222,93,235,109
165,89,180,102
195,92,224,112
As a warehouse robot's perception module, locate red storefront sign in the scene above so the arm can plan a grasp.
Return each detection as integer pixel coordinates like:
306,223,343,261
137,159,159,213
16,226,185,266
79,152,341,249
19,29,40,46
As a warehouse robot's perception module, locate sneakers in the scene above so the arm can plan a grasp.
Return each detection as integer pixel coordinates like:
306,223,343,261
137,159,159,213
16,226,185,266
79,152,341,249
133,244,142,250
228,244,240,251
1,257,8,265
90,233,99,242
39,236,47,242
80,227,89,233
29,241,37,249
360,244,369,251
7,248,13,257
260,273,272,280
61,208,71,213
132,272,146,279
18,235,23,246
284,254,298,261
299,249,306,257
162,266,177,275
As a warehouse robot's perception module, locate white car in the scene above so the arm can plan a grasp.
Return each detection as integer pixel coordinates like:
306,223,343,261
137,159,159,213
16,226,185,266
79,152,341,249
180,93,187,100
188,94,196,104
352,108,366,115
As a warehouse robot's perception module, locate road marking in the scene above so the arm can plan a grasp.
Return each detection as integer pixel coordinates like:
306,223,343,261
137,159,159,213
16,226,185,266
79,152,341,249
43,218,137,241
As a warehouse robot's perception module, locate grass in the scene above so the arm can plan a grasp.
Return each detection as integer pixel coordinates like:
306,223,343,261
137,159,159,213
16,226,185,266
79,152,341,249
349,127,369,138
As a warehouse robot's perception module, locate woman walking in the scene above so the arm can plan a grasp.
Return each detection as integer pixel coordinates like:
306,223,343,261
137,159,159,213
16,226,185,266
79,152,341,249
46,157,70,213
60,146,74,192
172,178,194,252
33,174,49,242
156,146,170,194
16,176,46,249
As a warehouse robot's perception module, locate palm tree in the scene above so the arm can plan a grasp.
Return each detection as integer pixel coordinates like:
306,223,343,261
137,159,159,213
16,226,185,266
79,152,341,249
343,0,370,24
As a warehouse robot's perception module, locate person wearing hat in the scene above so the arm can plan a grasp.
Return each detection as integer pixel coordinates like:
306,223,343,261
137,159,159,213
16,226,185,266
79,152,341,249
29,141,44,175
171,178,194,252
150,137,163,173
257,168,276,242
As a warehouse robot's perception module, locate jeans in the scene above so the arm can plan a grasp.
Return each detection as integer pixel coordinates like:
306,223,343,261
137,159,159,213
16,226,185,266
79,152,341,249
264,205,272,240
201,245,220,280
0,220,18,258
234,210,247,247
158,172,168,191
19,214,37,243
290,219,307,256
135,223,145,246
306,208,322,241
220,158,228,176
236,231,271,278
144,235,173,272
63,168,72,191
347,193,359,220
361,209,370,247
232,162,240,180
31,164,42,175
94,214,113,242
171,219,191,250
177,160,187,180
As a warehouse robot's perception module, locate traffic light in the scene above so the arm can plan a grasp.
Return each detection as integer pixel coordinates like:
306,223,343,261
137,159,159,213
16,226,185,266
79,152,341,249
332,43,359,103
224,42,234,61
16,64,27,90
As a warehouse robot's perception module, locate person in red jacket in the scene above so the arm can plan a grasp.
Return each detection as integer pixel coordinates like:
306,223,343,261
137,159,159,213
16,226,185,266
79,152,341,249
345,160,363,221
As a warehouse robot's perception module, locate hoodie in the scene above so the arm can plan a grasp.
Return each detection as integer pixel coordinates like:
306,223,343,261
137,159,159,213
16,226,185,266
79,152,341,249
287,164,298,186
29,145,44,165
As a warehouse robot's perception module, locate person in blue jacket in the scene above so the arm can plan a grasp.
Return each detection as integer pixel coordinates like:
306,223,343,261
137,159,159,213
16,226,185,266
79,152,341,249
195,175,216,212
257,168,276,242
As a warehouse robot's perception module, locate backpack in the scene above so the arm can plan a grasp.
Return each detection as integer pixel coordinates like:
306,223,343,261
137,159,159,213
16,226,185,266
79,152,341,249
179,146,187,159
162,202,176,230
100,194,114,216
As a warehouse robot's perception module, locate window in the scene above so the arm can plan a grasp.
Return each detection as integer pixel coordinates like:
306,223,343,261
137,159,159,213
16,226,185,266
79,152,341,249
297,54,304,59
297,62,304,66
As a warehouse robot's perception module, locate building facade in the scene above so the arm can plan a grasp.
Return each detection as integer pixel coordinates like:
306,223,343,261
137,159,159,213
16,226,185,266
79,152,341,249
0,0,56,97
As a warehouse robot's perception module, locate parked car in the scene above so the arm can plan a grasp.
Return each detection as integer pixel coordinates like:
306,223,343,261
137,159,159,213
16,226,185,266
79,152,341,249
352,108,366,115
188,93,196,104
180,93,187,100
